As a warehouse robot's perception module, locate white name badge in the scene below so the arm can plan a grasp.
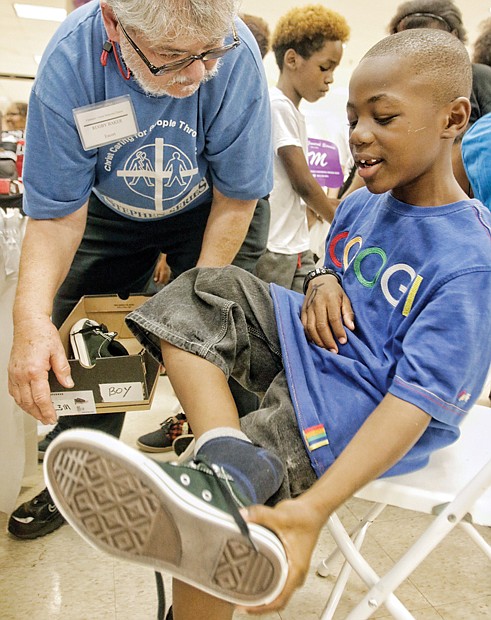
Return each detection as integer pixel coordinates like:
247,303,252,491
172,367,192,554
73,95,139,151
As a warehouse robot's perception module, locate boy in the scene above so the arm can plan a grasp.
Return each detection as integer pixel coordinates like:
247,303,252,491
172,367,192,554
254,5,349,292
44,29,491,619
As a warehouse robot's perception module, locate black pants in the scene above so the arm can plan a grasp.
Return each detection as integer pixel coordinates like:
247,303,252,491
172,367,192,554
53,194,269,434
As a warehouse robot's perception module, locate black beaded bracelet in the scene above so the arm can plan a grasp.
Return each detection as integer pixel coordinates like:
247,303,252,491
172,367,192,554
303,267,342,295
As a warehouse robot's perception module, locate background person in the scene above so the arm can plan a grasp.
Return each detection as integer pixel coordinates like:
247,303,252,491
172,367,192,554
472,16,491,68
2,101,28,136
254,5,349,292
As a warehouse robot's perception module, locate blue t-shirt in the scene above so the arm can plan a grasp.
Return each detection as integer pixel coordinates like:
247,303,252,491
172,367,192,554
23,1,272,221
271,189,491,477
462,112,491,211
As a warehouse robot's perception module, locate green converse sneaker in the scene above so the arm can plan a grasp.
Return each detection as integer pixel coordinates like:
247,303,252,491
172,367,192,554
44,429,288,607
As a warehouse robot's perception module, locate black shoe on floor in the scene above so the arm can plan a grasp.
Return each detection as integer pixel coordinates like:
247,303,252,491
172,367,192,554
38,424,64,462
136,413,190,453
8,487,66,540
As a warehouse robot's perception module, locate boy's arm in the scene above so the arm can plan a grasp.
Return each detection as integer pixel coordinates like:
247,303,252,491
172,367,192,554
244,394,431,613
278,144,339,223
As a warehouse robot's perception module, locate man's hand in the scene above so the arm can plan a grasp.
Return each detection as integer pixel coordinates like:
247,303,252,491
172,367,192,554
8,315,73,424
239,498,324,613
301,275,355,352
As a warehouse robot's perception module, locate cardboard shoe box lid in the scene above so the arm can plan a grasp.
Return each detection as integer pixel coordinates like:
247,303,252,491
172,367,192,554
49,294,160,415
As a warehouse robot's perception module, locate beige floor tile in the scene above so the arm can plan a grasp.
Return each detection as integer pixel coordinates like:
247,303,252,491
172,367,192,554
363,509,491,608
435,594,491,619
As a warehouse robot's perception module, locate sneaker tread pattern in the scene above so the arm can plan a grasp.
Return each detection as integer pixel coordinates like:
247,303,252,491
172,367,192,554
51,448,180,560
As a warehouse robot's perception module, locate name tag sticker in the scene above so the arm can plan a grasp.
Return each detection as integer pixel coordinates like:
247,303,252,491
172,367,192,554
100,382,144,403
73,95,138,150
51,390,97,416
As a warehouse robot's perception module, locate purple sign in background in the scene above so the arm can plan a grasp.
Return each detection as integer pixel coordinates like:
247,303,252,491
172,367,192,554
307,138,343,188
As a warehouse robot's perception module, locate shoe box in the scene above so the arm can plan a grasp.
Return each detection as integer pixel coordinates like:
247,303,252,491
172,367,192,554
48,294,160,415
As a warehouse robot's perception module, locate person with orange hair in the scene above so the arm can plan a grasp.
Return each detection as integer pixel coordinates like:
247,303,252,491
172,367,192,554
255,5,349,292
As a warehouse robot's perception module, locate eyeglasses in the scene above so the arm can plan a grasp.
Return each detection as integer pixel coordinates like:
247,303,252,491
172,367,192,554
117,19,240,76
394,12,453,33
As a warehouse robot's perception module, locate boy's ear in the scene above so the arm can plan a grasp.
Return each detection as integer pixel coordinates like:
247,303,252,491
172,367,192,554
283,48,298,70
441,97,471,139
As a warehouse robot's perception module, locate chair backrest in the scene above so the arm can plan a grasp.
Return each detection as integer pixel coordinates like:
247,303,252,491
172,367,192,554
354,404,491,526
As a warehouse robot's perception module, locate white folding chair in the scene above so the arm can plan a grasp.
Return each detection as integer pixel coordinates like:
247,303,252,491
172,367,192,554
317,404,491,620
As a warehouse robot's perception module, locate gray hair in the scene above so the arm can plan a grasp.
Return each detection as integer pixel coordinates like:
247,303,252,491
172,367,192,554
104,0,240,42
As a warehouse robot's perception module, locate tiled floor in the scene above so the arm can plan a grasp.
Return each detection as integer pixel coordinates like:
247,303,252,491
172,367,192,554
1,376,490,620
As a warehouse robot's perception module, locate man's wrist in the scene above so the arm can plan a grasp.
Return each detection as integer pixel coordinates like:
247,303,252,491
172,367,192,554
303,267,342,295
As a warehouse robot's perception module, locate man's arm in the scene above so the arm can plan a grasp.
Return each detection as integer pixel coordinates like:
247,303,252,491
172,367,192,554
8,203,88,424
279,145,339,223
245,394,431,613
196,186,257,267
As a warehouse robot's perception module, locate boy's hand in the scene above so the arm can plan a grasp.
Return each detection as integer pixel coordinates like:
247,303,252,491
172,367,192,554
301,275,355,352
239,498,324,613
153,253,171,285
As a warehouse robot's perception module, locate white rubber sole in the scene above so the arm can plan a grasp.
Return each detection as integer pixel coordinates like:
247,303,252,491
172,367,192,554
69,318,100,368
44,430,288,607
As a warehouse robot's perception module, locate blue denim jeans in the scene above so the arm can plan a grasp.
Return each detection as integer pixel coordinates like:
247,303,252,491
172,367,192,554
126,265,317,503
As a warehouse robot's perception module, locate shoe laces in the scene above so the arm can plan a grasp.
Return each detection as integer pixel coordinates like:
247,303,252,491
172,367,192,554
160,414,189,436
73,322,116,342
194,454,257,552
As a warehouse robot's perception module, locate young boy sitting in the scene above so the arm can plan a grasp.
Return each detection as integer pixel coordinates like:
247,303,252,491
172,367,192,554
44,29,491,620
255,5,349,292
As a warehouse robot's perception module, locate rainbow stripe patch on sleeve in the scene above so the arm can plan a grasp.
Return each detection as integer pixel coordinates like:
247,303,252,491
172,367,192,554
303,424,329,451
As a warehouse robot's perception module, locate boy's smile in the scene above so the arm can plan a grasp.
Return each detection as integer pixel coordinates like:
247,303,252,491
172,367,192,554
347,55,457,205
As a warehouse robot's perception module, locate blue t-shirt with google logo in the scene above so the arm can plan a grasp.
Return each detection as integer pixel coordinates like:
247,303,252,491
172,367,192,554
271,188,491,478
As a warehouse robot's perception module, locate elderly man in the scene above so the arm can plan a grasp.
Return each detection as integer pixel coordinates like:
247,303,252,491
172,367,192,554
8,0,272,539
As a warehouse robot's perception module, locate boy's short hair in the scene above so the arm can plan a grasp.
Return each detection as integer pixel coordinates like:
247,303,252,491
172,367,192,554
272,4,350,70
387,0,467,43
240,13,270,58
362,29,472,105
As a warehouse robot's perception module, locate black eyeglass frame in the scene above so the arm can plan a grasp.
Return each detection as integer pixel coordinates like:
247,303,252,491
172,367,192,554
117,19,241,76
395,12,453,34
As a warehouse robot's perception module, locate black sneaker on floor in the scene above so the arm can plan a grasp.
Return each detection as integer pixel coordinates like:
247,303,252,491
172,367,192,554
70,318,128,368
136,413,190,453
8,487,66,540
38,424,64,462
44,429,288,607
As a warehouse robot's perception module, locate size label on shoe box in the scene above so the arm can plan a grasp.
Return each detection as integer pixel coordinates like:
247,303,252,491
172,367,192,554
51,390,97,416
